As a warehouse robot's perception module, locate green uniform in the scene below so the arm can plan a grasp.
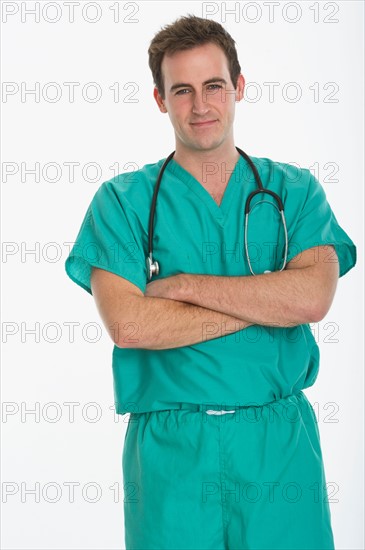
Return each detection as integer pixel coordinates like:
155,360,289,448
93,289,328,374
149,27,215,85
65,153,356,549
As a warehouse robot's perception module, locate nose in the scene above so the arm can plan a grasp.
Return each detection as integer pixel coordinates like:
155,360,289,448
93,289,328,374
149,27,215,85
192,90,209,115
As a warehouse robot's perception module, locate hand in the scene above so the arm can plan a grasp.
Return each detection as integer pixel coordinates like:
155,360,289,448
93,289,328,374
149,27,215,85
145,274,186,300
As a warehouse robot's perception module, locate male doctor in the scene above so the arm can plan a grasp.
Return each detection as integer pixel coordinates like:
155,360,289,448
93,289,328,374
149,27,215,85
66,14,356,550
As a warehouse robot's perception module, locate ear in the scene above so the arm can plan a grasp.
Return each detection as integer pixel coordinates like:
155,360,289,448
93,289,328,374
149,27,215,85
235,74,245,102
153,87,167,113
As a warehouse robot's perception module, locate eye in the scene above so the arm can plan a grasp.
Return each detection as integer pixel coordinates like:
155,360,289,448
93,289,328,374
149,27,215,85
175,84,223,95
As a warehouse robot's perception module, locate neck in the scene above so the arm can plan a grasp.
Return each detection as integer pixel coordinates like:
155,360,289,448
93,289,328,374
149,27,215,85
173,143,240,186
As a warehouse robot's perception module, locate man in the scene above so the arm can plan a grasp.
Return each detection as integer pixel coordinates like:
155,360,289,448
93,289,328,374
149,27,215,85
65,14,356,550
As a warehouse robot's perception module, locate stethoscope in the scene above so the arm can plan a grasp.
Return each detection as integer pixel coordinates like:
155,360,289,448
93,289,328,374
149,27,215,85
146,146,288,280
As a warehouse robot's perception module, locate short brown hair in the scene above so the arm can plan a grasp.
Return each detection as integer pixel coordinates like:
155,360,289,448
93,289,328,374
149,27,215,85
148,14,242,99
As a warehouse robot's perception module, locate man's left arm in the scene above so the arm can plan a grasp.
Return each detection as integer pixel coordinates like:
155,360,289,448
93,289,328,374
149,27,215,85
145,245,340,327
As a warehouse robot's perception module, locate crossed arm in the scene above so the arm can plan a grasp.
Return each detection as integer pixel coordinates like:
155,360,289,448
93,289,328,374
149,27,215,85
92,245,339,350
145,245,340,326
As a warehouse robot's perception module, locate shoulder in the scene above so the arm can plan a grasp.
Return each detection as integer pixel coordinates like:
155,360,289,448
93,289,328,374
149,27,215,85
249,155,312,185
92,157,167,207
248,154,320,203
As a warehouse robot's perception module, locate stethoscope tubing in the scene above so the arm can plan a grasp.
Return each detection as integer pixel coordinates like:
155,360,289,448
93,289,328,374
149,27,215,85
146,147,288,279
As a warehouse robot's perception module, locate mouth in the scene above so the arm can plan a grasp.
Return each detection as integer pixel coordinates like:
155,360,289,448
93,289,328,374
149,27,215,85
190,120,217,128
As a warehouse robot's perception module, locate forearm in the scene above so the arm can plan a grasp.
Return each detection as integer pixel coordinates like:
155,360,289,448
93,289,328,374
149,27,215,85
117,295,252,350
177,268,331,327
142,246,339,328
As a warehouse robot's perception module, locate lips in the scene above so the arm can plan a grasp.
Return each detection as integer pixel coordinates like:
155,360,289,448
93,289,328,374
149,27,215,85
191,120,217,127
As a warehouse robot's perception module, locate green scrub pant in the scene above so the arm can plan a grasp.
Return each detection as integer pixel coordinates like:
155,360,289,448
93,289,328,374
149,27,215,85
122,391,335,550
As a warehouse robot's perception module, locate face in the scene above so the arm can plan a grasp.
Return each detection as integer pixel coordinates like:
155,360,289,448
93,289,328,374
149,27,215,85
153,42,245,154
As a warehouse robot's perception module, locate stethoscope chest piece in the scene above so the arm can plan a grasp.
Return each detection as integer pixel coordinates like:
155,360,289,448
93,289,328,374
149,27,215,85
146,252,159,280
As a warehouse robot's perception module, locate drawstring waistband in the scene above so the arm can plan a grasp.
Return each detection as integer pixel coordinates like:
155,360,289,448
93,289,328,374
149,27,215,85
174,391,305,414
205,409,236,415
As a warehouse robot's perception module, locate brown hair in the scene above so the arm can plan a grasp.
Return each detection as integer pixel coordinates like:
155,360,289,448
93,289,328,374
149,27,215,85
148,14,242,99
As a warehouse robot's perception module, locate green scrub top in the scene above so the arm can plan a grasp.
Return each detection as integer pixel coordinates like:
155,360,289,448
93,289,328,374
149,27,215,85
65,153,357,415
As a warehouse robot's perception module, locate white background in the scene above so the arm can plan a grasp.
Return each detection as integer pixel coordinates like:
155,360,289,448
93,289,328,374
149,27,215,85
1,1,364,549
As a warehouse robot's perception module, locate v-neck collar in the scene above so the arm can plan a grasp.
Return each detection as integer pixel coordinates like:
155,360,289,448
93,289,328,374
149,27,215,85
165,153,246,226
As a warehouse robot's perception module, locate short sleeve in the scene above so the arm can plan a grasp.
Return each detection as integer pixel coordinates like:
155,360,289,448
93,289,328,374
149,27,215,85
285,171,357,278
65,179,147,295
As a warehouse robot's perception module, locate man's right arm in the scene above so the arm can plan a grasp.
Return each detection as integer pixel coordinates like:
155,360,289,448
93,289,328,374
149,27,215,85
90,267,253,350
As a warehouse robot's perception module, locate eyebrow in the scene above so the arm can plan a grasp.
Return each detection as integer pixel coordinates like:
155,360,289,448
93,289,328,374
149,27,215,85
169,77,228,93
